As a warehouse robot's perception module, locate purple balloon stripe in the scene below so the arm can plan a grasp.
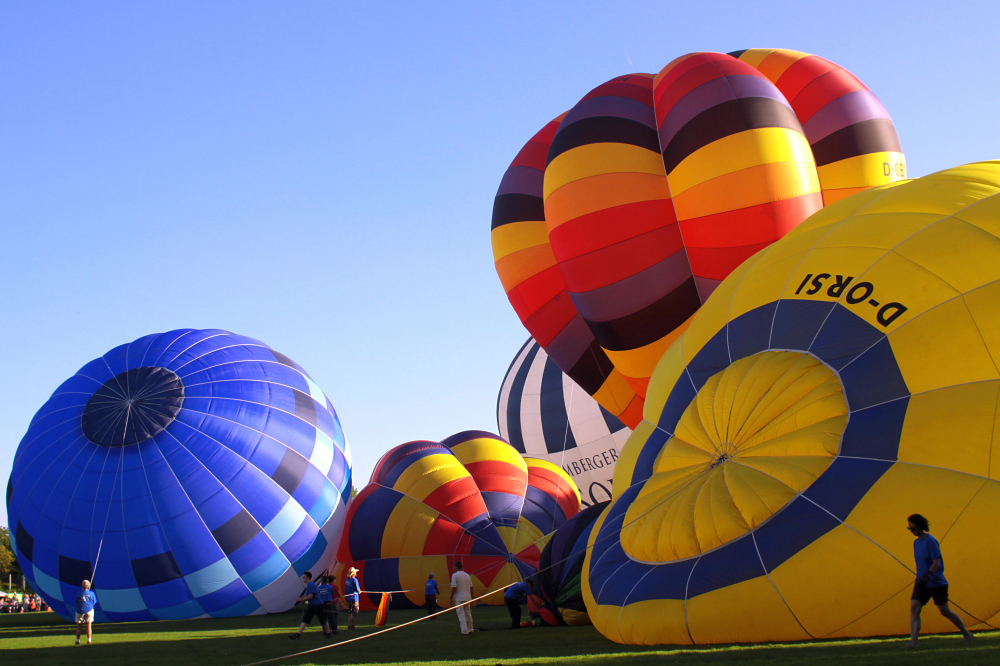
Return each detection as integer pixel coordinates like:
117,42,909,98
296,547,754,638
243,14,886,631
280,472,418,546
569,249,692,322
561,95,658,131
657,75,790,149
545,315,597,372
496,165,544,197
801,89,892,145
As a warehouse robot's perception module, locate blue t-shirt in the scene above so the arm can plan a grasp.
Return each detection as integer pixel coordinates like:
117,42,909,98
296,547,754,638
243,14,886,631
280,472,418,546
345,577,361,602
504,581,530,604
914,534,947,587
317,583,335,604
76,590,97,614
425,579,439,595
305,581,324,605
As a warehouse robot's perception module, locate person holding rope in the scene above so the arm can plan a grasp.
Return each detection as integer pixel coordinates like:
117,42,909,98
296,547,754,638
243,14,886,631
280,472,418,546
450,561,475,635
289,572,333,640
344,567,361,630
906,513,974,647
74,580,97,645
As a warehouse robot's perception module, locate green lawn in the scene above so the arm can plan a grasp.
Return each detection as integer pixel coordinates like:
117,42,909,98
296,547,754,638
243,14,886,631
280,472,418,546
1,605,997,666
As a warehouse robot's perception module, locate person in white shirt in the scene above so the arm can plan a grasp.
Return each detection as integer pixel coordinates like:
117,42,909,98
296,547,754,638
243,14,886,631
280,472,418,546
449,561,475,635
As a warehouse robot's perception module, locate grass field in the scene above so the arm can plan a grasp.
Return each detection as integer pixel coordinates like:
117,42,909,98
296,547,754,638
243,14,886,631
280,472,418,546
1,605,998,666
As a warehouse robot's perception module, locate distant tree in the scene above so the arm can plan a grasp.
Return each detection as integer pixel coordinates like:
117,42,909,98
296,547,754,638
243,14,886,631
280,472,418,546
1,526,22,580
350,486,358,500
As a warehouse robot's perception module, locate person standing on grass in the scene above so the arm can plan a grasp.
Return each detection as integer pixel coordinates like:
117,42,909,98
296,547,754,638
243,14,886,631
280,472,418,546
288,571,333,640
318,575,340,634
344,567,361,630
424,572,439,619
450,562,474,635
503,579,532,628
74,580,97,645
906,513,974,647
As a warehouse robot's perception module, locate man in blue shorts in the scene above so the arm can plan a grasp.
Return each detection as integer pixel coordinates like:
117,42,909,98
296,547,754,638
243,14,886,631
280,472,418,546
74,580,97,645
344,567,361,630
424,572,439,618
289,571,333,639
906,513,973,647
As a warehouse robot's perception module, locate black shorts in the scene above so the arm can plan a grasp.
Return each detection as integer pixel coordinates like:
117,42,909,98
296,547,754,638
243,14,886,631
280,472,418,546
912,583,949,606
301,604,324,623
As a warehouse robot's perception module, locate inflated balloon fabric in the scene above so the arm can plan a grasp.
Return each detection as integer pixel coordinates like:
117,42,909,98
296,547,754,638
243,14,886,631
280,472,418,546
583,162,1000,644
492,49,905,428
498,338,629,506
6,329,352,622
534,500,608,626
337,431,580,609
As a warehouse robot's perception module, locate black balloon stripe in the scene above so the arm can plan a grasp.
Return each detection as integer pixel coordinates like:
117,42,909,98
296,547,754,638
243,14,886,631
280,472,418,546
810,118,903,167
661,97,803,175
547,116,661,165
587,278,702,352
492,193,546,230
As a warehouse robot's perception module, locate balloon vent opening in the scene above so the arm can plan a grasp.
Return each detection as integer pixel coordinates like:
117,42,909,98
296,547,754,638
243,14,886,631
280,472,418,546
621,351,847,562
81,367,184,447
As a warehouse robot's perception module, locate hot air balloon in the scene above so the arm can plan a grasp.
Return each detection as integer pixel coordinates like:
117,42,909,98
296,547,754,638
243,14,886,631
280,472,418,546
583,162,1000,645
6,329,352,622
492,49,906,428
531,500,608,626
336,431,579,610
498,338,629,506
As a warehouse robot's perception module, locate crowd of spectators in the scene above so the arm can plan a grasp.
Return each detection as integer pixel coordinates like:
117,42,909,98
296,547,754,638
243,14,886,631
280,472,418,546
1,593,48,613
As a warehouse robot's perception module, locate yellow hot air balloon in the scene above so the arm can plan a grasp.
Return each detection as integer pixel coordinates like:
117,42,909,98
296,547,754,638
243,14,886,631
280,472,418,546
583,162,1000,644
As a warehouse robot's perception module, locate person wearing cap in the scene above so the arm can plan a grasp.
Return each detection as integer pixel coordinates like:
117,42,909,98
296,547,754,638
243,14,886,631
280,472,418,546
424,572,439,618
74,580,97,645
344,567,361,630
450,561,475,635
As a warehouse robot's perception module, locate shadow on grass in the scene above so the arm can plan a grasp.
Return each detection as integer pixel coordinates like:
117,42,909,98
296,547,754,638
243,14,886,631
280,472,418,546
2,607,998,666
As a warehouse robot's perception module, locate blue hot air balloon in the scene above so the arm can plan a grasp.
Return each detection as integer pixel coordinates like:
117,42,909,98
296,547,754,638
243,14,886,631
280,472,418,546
5,329,352,622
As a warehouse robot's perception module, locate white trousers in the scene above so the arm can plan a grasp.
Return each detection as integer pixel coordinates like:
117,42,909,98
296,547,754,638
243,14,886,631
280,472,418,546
454,599,473,634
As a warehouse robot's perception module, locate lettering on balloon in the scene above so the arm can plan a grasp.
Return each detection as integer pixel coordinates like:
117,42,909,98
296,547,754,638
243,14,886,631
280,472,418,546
794,272,908,328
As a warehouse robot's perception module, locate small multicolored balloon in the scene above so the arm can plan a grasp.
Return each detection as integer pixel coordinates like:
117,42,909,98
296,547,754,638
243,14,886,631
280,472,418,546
336,431,579,609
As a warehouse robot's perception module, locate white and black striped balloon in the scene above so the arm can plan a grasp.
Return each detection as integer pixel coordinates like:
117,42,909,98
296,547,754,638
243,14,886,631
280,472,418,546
497,338,630,506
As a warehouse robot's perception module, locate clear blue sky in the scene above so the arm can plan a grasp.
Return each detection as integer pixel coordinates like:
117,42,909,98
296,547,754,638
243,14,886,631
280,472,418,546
2,1,998,527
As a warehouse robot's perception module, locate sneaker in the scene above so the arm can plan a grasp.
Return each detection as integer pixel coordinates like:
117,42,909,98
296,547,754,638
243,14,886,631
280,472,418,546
288,633,301,640
324,632,333,639
75,639,80,645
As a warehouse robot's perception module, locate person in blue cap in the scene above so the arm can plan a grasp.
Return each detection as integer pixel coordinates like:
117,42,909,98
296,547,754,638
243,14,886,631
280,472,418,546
906,514,973,647
289,571,333,639
74,580,97,645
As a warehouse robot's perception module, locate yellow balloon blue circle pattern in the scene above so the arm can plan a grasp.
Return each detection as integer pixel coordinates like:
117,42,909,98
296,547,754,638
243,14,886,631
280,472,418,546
583,162,1000,644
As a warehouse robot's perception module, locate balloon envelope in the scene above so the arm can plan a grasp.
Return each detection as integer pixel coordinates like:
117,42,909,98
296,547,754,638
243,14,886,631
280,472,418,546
6,329,352,622
584,162,1000,644
498,338,629,506
337,431,580,609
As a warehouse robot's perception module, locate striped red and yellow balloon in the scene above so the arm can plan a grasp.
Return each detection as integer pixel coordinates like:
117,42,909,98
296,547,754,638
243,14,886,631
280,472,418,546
492,49,906,428
335,431,580,609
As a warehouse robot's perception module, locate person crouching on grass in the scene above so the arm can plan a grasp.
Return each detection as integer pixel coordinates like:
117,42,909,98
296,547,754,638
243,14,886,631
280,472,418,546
289,572,333,640
75,580,97,645
906,513,973,647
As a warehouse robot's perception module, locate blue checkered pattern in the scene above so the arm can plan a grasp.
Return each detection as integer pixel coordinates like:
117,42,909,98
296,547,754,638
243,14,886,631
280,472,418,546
6,329,352,622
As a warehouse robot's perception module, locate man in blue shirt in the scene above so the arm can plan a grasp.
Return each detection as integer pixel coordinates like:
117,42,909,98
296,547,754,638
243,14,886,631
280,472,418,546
317,575,339,634
74,579,97,645
907,513,973,647
424,572,439,618
289,571,333,640
503,579,533,628
344,567,361,630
